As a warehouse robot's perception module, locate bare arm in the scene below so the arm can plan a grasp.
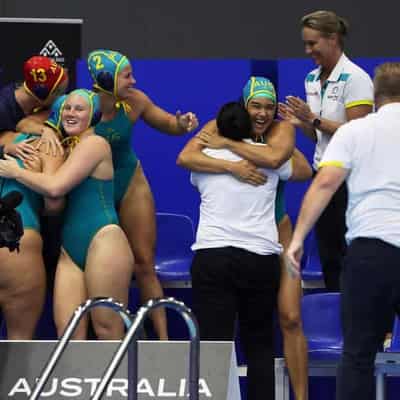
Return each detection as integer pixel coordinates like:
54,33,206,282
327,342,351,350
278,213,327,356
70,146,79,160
177,120,234,172
308,105,372,135
2,114,48,155
0,135,109,197
290,148,313,181
226,121,295,168
285,96,372,136
287,166,348,270
136,90,198,135
177,134,236,173
297,121,318,141
278,102,317,141
16,110,49,134
0,131,19,147
177,120,267,186
195,119,295,169
16,112,64,156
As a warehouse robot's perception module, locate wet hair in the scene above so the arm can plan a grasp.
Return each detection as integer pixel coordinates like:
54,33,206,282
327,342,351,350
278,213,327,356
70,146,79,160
301,10,349,49
374,62,400,103
216,102,252,141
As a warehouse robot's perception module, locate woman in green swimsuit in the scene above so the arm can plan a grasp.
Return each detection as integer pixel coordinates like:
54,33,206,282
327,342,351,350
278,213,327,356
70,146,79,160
87,49,199,339
0,89,134,340
0,129,64,339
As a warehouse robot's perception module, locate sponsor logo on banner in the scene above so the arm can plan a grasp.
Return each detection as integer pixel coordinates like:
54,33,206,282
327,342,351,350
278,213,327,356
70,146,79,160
39,40,65,65
8,377,212,398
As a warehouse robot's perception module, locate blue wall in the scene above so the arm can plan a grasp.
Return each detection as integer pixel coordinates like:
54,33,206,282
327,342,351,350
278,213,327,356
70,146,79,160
77,57,400,229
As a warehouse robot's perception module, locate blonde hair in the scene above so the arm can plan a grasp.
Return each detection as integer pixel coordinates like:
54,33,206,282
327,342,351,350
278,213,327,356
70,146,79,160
374,62,400,102
301,10,349,49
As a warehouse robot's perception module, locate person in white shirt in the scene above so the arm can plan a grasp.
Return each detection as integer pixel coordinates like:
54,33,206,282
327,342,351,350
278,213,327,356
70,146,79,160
188,101,293,400
287,62,400,400
279,10,374,291
178,77,311,400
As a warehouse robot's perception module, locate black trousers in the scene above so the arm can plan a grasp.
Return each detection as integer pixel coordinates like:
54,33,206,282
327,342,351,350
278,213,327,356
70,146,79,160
191,247,281,400
315,181,348,291
336,238,400,400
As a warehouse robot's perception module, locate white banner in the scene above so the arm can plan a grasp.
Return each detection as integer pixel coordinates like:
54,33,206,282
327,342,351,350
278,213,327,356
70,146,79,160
0,340,241,399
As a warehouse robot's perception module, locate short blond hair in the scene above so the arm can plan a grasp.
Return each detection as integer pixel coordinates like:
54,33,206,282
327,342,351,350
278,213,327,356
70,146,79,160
374,62,400,102
301,10,349,49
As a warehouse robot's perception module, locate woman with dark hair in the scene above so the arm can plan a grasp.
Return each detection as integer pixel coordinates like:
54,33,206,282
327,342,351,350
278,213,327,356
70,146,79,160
177,77,311,400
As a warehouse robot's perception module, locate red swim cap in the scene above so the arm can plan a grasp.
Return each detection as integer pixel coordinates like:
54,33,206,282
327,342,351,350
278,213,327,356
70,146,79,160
23,56,67,102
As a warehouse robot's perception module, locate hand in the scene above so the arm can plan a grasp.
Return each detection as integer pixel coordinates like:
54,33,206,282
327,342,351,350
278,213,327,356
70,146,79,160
286,238,304,275
196,130,228,149
23,154,42,172
282,252,301,278
0,154,22,179
278,102,303,126
5,138,38,162
230,160,267,186
285,96,315,124
176,110,199,132
35,126,64,156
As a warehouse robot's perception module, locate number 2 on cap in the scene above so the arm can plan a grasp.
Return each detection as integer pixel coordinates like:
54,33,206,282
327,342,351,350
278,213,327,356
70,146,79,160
93,55,104,70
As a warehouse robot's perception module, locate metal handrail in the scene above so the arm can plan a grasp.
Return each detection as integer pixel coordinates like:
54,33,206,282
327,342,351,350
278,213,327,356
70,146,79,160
29,297,134,400
91,297,200,400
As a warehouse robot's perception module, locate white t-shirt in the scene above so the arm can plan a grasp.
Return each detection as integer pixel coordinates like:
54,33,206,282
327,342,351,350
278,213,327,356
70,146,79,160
305,53,374,169
319,102,400,247
191,141,292,255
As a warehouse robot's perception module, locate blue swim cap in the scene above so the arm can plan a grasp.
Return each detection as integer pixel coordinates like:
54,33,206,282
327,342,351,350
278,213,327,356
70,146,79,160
45,90,101,136
45,94,67,136
87,49,131,96
68,89,102,129
242,76,277,107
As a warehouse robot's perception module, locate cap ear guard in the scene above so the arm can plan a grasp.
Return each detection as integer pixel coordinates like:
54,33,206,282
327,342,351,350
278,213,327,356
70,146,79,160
92,109,102,126
31,84,51,101
45,94,67,136
95,70,114,92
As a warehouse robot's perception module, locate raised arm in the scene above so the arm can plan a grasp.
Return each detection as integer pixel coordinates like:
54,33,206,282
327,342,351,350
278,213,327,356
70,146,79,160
197,120,295,169
278,101,317,141
287,166,348,270
134,90,198,135
177,120,267,186
285,96,372,136
0,135,109,197
290,148,313,181
177,120,231,172
15,110,49,134
15,111,64,156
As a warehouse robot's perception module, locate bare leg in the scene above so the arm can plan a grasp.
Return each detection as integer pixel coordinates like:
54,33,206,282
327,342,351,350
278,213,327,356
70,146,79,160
53,249,88,339
0,230,46,339
278,215,308,400
85,225,134,340
119,164,168,339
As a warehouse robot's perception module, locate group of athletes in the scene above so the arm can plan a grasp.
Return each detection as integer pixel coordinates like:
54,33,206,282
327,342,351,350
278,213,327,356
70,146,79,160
0,8,397,400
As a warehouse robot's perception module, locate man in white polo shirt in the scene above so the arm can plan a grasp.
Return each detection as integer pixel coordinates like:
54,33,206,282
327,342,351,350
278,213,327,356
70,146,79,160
287,62,400,400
